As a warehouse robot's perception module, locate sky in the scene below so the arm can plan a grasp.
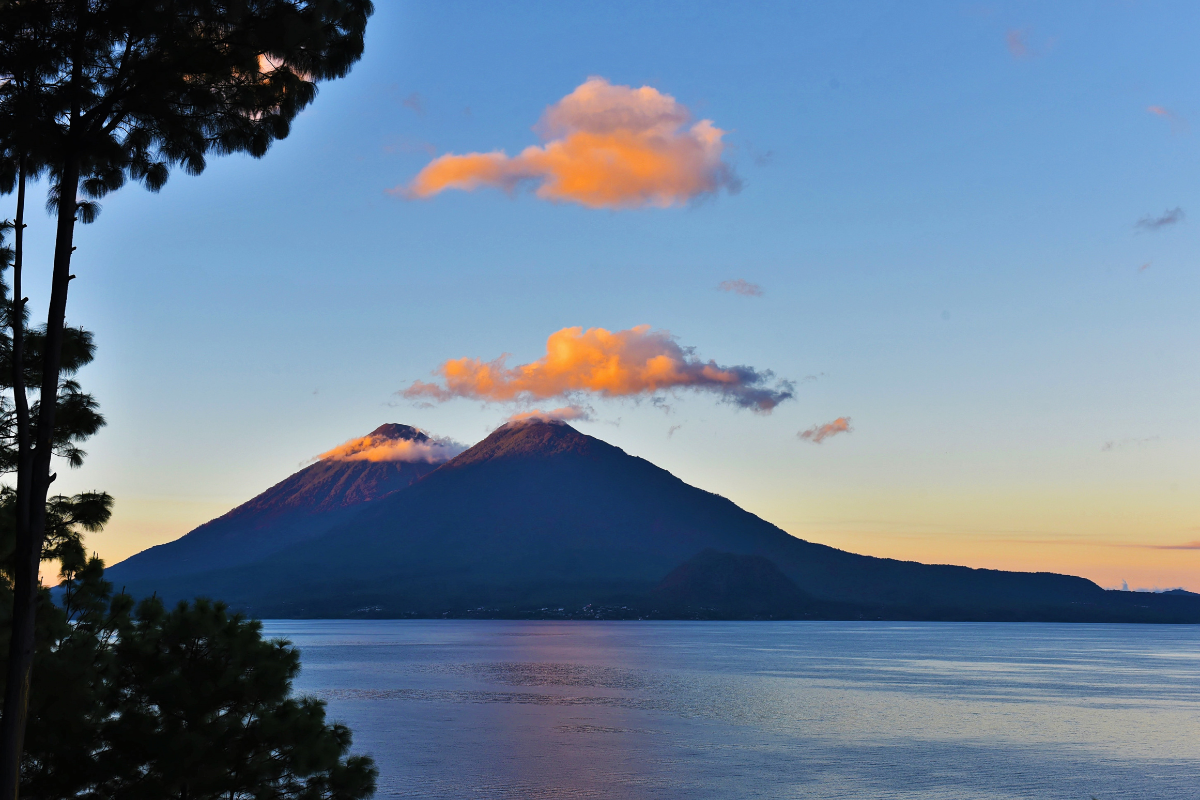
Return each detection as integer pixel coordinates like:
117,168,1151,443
14,0,1200,591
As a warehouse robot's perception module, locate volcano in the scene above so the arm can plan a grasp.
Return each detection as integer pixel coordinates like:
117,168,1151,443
110,420,1200,622
106,424,450,583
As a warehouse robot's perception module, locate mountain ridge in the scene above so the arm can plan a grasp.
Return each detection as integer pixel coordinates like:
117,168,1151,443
109,420,1200,622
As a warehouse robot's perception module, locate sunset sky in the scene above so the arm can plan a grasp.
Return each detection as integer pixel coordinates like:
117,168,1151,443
18,1,1199,590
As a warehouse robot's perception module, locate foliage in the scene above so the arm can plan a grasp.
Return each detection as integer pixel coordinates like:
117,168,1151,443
0,0,376,214
0,545,377,799
0,224,105,473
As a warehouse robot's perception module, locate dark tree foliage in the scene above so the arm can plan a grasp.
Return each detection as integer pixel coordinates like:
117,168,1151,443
96,598,377,800
0,545,377,800
0,3,373,791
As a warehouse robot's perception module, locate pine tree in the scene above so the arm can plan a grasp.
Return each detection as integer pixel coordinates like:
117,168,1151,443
0,4,373,792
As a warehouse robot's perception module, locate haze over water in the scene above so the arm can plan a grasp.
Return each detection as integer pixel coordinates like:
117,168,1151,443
265,620,1200,800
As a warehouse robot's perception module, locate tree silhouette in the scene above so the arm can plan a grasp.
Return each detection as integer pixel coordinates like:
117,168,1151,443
0,3,373,793
0,499,377,800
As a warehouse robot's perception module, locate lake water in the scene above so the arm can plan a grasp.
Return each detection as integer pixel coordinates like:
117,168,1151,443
260,620,1200,800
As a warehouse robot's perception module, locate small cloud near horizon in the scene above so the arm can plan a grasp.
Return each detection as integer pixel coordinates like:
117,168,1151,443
1101,436,1159,452
718,279,763,297
1135,207,1184,232
402,325,795,413
798,417,852,444
397,77,739,208
1145,541,1200,551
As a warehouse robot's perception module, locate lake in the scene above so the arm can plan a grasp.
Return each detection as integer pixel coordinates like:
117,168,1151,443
260,620,1200,800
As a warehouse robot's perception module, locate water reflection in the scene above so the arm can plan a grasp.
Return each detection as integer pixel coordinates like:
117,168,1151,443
264,621,1200,799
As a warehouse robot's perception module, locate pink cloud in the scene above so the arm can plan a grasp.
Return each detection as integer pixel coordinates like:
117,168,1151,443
718,279,763,297
1006,29,1032,58
1147,105,1188,134
798,417,852,444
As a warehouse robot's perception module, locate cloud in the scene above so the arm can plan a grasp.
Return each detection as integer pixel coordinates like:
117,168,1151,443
402,92,425,115
798,417,852,444
399,77,738,208
1147,541,1200,550
320,432,465,464
1147,105,1188,134
1135,207,1184,232
1006,29,1032,58
1100,436,1159,452
506,405,594,424
402,325,794,413
717,279,763,297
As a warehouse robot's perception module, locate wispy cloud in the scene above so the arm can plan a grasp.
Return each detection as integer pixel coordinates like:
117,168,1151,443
1005,28,1032,58
798,417,852,444
1135,207,1185,232
399,77,738,208
1100,436,1159,452
1147,541,1200,550
1147,105,1188,134
506,405,594,424
402,325,795,413
717,279,763,297
402,92,425,115
320,432,465,464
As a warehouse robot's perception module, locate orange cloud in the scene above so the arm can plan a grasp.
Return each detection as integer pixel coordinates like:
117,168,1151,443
718,279,763,297
403,325,794,412
507,405,594,424
798,417,852,444
320,432,464,463
400,77,738,208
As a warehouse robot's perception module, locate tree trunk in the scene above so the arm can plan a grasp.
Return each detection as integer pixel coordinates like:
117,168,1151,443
0,155,79,800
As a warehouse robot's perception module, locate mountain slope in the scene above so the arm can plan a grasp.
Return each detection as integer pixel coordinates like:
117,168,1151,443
124,420,1200,621
107,424,446,583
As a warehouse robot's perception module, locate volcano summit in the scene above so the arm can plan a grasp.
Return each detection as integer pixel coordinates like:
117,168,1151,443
108,420,1200,622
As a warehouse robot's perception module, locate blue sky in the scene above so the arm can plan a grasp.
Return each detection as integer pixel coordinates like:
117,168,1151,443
18,1,1200,589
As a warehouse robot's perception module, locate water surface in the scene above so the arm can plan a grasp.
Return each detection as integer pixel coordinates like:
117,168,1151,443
261,620,1200,800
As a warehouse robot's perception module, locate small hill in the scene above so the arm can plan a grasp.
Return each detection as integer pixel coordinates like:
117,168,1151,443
106,424,449,583
650,550,816,618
